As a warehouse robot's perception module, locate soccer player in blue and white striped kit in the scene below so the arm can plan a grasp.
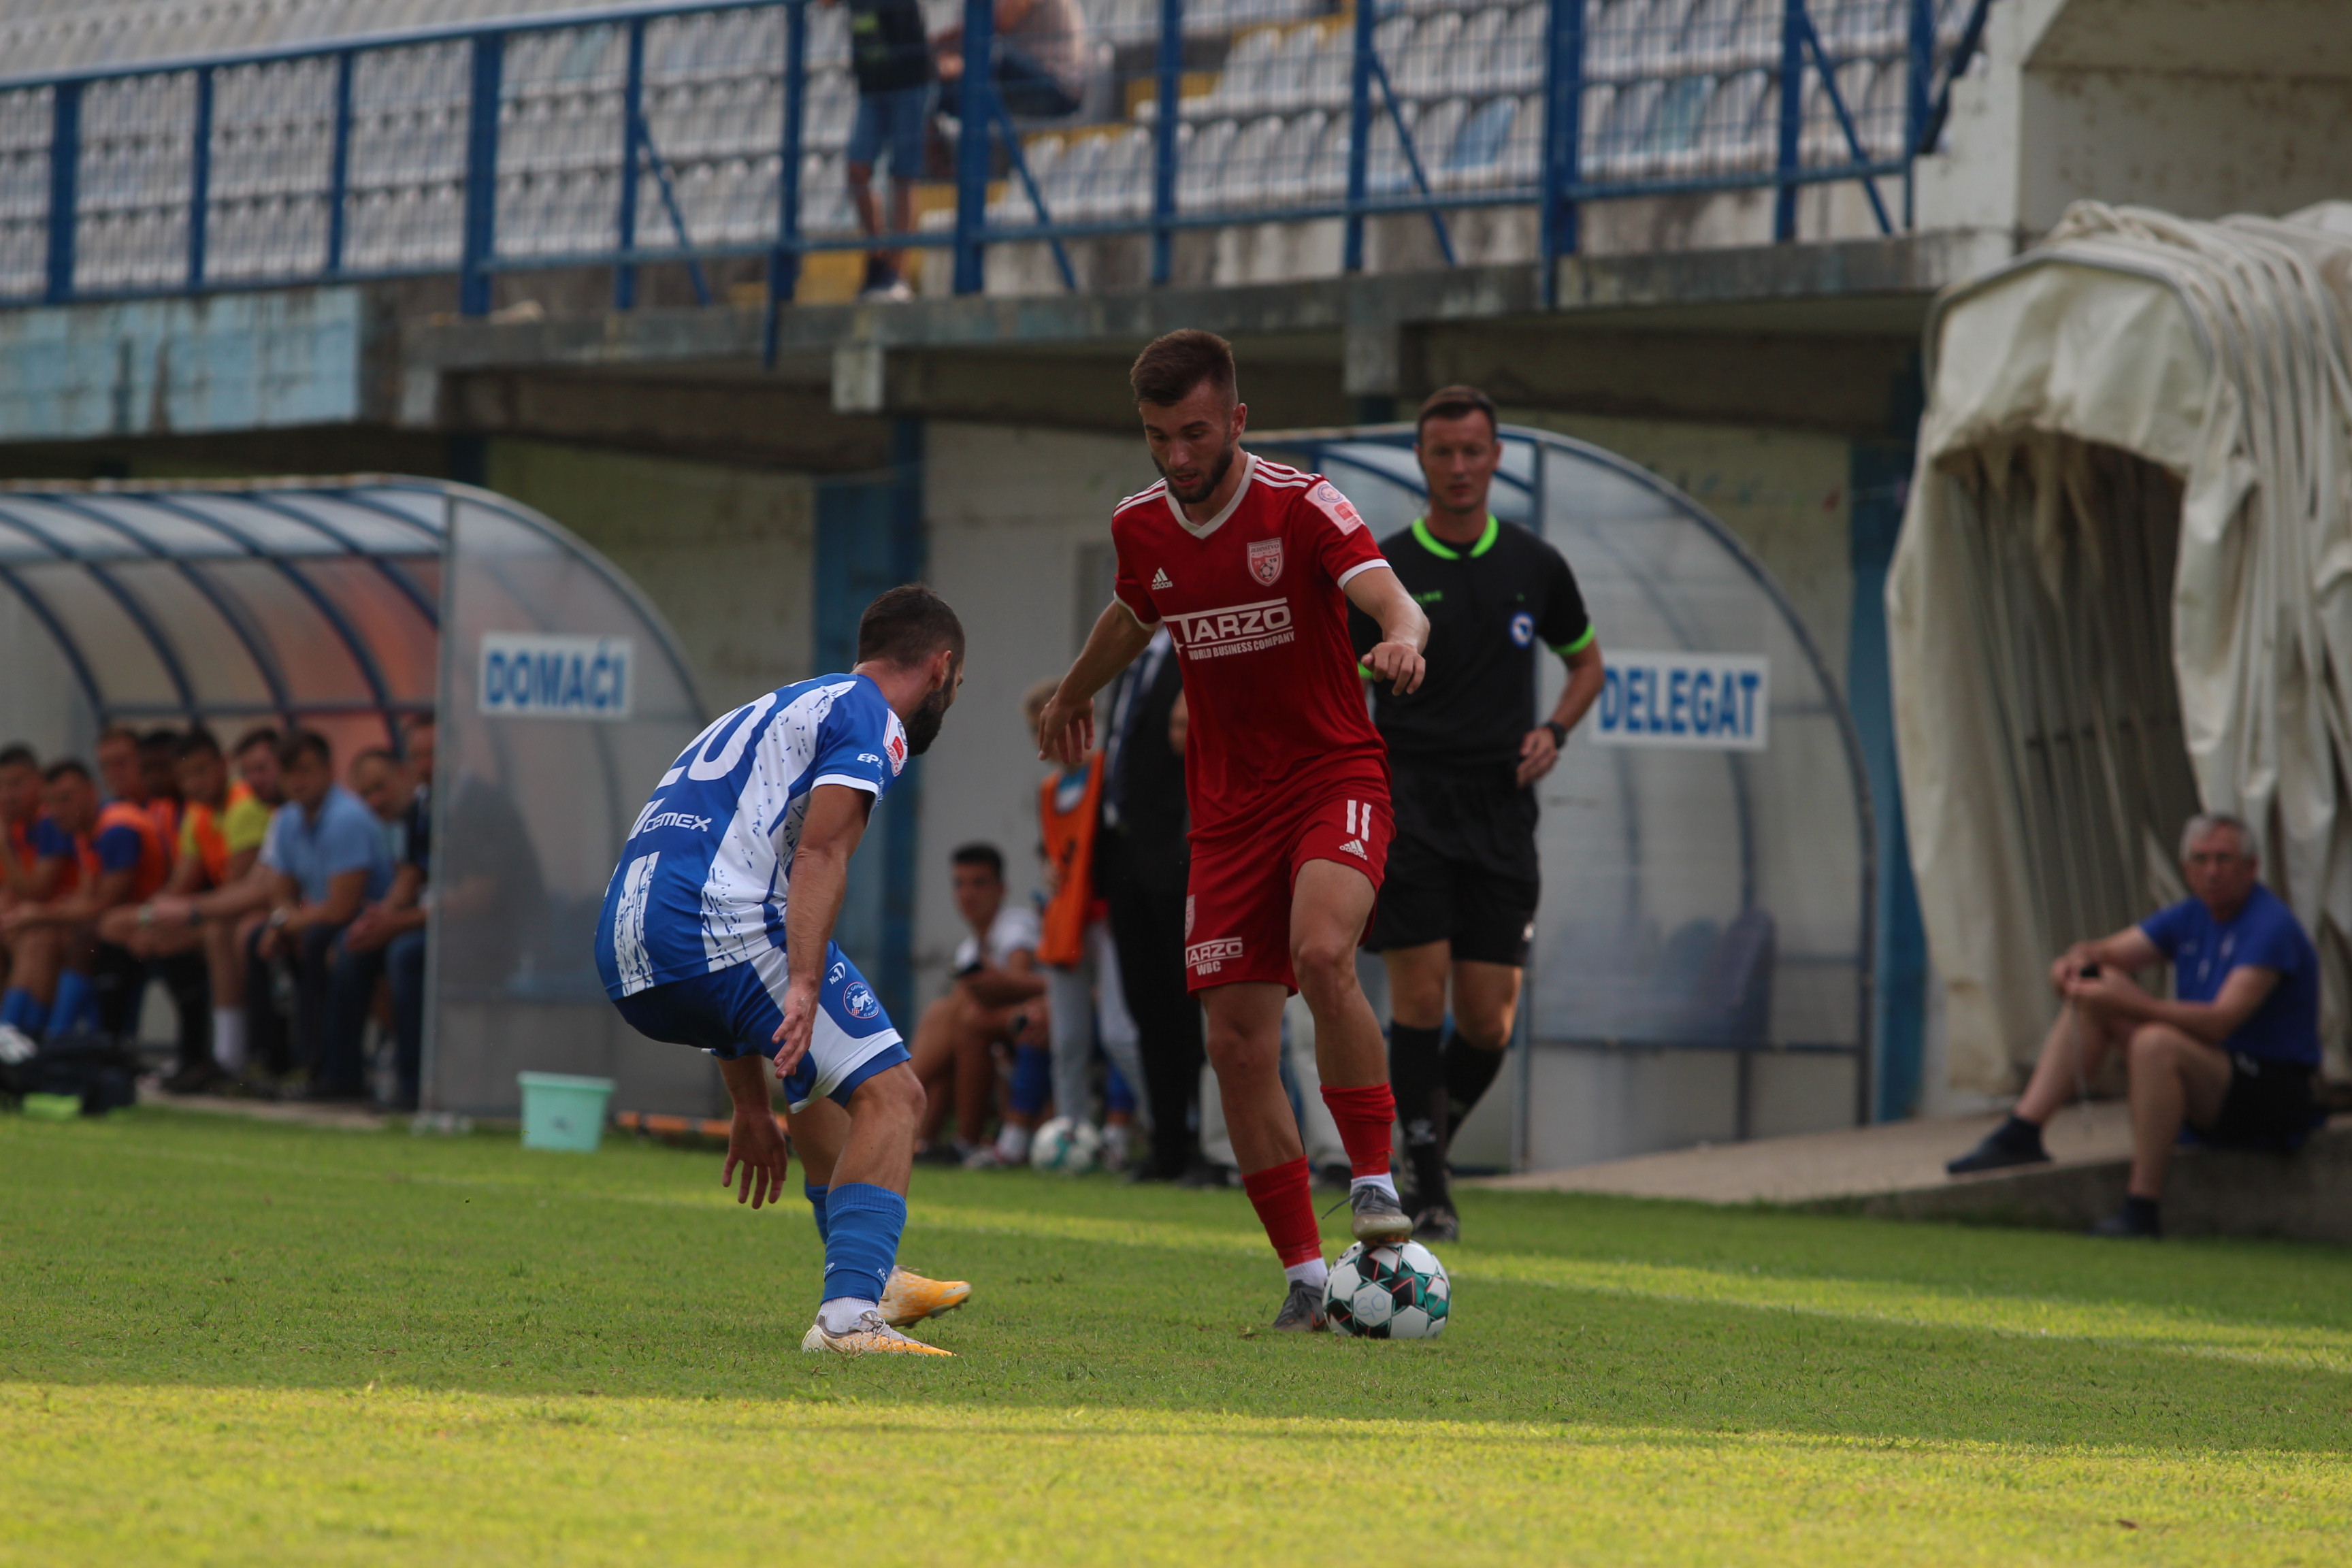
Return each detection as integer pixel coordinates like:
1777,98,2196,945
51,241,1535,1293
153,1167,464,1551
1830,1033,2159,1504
596,585,969,1356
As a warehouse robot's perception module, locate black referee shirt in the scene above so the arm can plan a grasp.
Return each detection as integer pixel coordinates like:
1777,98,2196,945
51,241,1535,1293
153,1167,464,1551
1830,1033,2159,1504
1350,516,1592,770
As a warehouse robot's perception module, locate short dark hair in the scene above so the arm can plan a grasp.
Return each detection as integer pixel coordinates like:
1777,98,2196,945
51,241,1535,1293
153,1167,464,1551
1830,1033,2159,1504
1130,329,1237,408
231,724,282,758
140,728,182,755
351,747,399,772
278,729,331,770
96,723,139,750
176,728,221,760
857,584,966,668
44,759,91,785
1416,384,1499,438
0,743,37,772
951,842,1004,879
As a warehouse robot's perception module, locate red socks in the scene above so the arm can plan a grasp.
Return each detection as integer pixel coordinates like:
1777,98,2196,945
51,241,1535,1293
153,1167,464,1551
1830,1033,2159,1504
1320,1083,1396,1178
1241,1156,1322,1267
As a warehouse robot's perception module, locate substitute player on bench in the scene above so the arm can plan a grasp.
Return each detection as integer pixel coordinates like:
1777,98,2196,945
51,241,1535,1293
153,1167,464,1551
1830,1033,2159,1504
1036,329,1431,1332
1354,385,1603,1243
596,585,972,1357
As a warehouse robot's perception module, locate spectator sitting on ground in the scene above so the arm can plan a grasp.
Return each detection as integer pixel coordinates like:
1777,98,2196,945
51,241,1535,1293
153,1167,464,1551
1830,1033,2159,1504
1946,813,2323,1238
935,0,1088,122
144,725,289,1086
246,731,393,1102
0,760,172,1039
910,842,1048,1167
97,730,268,1092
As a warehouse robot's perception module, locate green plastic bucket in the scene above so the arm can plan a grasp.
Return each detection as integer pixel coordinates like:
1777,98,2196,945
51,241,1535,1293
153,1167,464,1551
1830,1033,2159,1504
517,1072,615,1154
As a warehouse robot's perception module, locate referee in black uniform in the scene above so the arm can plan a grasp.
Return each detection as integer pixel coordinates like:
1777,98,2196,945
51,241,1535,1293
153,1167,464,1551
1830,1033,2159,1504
1350,385,1605,1241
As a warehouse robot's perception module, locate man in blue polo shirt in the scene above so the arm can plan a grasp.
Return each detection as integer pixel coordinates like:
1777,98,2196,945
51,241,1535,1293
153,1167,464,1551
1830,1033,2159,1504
1947,813,2321,1237
249,730,393,1101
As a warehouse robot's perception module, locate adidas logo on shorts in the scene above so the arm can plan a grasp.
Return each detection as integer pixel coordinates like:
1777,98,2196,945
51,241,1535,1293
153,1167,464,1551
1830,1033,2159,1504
1152,568,1173,589
1339,838,1367,859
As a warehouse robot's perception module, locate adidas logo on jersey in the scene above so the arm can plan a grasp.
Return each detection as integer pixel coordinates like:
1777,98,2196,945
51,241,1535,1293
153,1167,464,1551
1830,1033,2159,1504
1339,838,1367,859
1152,568,1173,589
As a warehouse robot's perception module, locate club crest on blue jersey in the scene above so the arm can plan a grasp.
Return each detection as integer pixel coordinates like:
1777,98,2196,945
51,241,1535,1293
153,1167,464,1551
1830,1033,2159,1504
843,982,881,1019
1509,611,1535,648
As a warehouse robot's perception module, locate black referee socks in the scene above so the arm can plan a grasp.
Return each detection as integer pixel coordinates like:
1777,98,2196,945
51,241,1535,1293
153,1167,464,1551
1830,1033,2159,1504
1389,1022,1449,1206
1443,1036,1507,1153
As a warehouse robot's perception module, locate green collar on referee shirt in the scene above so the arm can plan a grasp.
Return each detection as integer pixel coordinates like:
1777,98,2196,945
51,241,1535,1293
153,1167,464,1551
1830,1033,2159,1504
1411,515,1499,560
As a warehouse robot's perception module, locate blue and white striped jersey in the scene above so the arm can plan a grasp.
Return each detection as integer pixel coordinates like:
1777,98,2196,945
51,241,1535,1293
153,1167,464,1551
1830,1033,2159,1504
595,673,909,1000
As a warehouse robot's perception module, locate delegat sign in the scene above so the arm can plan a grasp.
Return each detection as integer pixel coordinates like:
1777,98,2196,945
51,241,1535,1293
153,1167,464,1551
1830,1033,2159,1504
1592,651,1767,751
479,634,634,720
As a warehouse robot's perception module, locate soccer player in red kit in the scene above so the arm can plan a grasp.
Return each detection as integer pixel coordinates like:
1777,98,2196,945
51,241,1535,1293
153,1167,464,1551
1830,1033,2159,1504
1036,329,1431,1330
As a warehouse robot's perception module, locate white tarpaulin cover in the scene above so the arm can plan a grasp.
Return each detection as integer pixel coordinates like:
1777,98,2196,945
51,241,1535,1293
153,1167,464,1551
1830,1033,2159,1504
1889,201,2352,1092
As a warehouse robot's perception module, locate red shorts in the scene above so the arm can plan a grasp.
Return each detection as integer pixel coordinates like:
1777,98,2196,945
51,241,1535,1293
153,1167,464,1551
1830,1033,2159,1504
1183,776,1392,993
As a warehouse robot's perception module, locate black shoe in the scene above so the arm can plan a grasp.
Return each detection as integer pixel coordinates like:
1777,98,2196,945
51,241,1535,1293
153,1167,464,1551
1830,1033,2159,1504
1946,1119,2051,1176
161,1061,225,1095
2087,1201,2161,1239
1271,1278,1327,1332
1175,1160,1234,1190
1412,1203,1459,1243
911,1143,964,1167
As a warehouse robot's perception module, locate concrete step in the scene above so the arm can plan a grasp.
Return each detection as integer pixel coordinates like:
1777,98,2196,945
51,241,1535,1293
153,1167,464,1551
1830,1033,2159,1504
1473,1105,2352,1244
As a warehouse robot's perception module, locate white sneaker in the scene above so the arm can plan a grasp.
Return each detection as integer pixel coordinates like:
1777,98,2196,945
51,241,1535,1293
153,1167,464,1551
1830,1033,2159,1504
857,276,915,301
0,1024,35,1065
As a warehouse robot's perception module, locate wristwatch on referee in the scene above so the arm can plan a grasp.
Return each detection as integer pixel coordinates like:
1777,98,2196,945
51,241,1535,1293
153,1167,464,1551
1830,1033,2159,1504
1542,721,1569,749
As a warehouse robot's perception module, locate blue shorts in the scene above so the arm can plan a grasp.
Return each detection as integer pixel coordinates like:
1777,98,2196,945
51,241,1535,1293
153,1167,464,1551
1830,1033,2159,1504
847,83,932,177
611,941,908,1113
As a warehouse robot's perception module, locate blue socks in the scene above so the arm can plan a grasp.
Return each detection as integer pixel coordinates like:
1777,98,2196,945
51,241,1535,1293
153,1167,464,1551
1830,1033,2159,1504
1009,1043,1052,1117
820,1182,905,1306
0,987,46,1035
804,1183,830,1245
50,972,95,1036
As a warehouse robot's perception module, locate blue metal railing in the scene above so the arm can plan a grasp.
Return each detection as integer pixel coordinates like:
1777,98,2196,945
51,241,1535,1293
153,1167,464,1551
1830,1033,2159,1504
0,0,1994,314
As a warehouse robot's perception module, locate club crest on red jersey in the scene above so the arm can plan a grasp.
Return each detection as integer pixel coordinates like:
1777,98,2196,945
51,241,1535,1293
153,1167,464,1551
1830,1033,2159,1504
1247,537,1285,586
1307,480,1364,533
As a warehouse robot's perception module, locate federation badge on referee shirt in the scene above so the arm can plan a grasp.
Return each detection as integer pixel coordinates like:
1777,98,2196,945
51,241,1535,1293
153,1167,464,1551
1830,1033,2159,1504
1247,537,1285,586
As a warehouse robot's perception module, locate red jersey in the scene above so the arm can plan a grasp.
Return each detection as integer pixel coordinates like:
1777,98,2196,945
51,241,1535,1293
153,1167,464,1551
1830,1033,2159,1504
1111,453,1390,836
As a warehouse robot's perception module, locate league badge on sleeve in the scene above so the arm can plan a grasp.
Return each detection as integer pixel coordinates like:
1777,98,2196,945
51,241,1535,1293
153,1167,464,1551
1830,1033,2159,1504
886,730,908,775
1306,480,1365,533
1247,537,1286,586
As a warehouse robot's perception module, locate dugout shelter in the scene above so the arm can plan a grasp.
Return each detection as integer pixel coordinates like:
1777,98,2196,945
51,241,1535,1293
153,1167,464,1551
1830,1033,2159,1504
0,476,711,1117
1256,425,1876,1168
1889,202,2352,1097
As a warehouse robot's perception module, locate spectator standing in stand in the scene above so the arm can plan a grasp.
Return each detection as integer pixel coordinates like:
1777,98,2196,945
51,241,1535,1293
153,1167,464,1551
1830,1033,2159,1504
936,0,1088,121
822,0,934,301
1352,385,1604,1243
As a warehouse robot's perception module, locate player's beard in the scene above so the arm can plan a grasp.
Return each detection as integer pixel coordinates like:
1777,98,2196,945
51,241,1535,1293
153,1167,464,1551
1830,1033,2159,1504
1157,436,1235,507
903,681,951,755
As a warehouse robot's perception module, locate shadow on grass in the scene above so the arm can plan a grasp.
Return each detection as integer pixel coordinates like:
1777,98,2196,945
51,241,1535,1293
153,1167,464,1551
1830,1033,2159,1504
5,1109,2349,1459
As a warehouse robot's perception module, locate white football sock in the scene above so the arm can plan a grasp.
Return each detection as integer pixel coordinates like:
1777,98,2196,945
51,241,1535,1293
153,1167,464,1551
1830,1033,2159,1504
1350,1173,1399,1202
1284,1258,1329,1290
212,1009,246,1074
817,1296,880,1335
996,1123,1032,1162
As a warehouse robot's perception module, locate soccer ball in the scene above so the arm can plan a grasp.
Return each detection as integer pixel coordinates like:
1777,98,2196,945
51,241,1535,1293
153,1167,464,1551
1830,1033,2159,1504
1029,1116,1102,1175
1324,1240,1450,1339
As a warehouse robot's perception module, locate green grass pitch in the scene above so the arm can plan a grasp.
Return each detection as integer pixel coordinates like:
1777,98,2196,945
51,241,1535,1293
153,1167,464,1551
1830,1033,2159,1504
5,1109,2351,1565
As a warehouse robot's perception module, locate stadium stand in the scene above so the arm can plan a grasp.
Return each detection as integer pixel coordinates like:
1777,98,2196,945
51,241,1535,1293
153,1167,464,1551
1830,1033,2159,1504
0,0,1985,303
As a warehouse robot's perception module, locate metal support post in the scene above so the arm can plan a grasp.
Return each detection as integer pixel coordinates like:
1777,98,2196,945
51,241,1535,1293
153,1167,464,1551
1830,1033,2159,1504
459,30,505,317
44,81,80,304
616,17,647,310
1902,0,1931,228
187,69,214,288
1343,0,1375,272
1149,0,1182,284
766,0,808,367
325,51,353,274
1772,0,1804,242
1539,0,1583,305
951,0,994,295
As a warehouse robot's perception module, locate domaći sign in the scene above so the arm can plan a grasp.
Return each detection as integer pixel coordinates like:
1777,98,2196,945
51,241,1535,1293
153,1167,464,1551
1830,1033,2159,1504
479,633,634,720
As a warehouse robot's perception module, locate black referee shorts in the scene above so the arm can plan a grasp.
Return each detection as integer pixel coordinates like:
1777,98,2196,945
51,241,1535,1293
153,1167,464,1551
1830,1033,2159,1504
1367,762,1539,967
2197,1053,2320,1150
